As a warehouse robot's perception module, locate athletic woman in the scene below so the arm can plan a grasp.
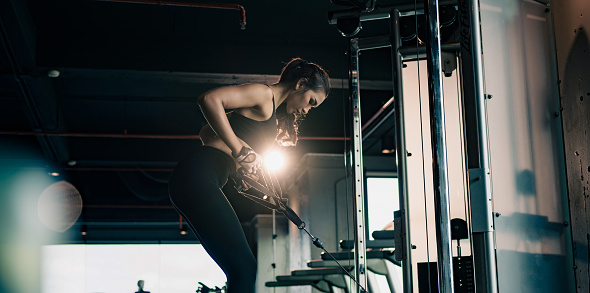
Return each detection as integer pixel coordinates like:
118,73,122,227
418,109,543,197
168,58,330,293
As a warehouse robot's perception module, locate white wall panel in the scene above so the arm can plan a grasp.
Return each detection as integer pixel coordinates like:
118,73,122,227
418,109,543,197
480,0,574,292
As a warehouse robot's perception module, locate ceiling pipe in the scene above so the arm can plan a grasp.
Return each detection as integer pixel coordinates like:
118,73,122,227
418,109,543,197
96,0,247,29
65,167,173,172
0,131,347,141
117,170,169,201
0,131,199,139
75,221,179,226
83,204,174,209
298,136,350,141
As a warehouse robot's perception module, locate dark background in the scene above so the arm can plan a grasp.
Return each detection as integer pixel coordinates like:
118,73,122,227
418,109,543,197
0,0,400,243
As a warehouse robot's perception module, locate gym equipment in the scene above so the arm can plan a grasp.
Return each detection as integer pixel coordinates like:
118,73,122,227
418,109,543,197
231,166,369,293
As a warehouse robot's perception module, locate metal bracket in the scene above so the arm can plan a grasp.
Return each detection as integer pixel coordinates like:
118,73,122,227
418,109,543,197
469,168,494,232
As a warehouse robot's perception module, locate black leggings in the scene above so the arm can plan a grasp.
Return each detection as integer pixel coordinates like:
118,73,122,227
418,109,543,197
168,146,256,293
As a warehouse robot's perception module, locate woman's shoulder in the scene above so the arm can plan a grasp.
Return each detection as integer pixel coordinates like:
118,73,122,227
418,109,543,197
239,83,273,101
233,83,274,119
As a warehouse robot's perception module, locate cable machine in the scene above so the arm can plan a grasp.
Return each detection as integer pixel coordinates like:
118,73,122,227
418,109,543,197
329,0,499,292
259,0,498,291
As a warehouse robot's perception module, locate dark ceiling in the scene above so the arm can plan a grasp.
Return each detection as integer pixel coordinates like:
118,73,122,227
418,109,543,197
0,0,412,243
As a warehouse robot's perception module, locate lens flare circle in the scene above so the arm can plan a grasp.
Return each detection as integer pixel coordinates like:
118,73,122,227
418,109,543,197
37,180,83,232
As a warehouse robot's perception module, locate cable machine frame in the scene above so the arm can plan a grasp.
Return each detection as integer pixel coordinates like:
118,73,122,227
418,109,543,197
333,0,499,292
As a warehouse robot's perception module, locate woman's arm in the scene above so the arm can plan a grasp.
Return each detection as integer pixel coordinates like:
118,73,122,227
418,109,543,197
197,83,272,157
198,123,217,145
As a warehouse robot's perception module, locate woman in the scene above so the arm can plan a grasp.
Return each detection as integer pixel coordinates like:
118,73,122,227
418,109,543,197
168,58,330,293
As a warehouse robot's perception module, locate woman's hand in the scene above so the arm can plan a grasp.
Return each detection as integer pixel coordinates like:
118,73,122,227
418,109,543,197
234,147,263,174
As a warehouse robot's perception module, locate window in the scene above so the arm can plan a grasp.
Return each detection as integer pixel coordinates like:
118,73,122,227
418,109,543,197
41,244,225,293
366,176,399,240
366,176,400,293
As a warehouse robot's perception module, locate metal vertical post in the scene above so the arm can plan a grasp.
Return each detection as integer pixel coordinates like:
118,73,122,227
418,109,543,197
424,0,455,291
350,38,368,293
271,209,277,293
390,9,414,293
466,0,498,291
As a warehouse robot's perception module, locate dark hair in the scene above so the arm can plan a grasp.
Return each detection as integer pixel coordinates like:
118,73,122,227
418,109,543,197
276,58,330,147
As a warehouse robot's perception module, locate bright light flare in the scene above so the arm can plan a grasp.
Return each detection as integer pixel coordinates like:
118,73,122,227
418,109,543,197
265,151,285,171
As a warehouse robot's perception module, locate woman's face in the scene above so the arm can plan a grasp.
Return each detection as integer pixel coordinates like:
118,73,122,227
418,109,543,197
286,88,327,115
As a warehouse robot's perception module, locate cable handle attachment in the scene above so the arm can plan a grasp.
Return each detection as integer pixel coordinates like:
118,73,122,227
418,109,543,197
231,168,255,192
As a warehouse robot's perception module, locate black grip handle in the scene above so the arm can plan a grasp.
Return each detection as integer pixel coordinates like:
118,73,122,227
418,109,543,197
279,204,305,229
230,171,247,192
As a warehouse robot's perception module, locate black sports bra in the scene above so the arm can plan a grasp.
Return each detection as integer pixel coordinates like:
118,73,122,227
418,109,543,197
228,93,277,153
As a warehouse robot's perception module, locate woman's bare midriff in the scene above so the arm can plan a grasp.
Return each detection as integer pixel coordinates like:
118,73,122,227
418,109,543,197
199,123,251,169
